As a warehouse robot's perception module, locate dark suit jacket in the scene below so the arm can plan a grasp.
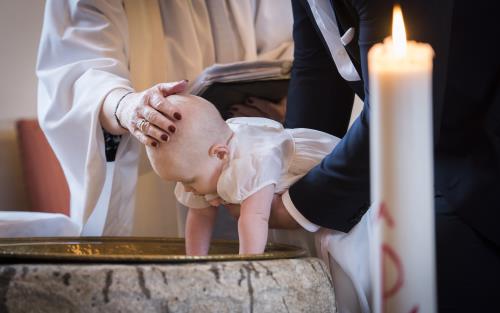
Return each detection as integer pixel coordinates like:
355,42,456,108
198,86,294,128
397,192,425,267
286,0,500,247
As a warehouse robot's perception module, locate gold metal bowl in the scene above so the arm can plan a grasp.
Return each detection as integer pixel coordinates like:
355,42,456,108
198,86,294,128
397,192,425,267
0,237,306,262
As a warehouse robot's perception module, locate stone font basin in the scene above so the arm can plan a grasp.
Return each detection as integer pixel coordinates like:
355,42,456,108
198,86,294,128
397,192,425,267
0,237,336,313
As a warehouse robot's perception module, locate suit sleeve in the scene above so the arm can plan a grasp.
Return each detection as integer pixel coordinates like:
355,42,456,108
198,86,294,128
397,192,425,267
285,0,354,138
285,0,390,232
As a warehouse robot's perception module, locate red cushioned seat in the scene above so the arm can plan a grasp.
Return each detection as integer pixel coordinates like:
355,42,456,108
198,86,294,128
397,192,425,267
16,119,69,216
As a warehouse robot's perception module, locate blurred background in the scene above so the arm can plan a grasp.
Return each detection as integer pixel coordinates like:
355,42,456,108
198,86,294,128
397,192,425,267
0,0,363,236
0,0,45,212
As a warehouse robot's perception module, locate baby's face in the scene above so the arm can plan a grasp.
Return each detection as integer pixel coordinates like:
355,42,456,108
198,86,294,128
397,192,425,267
176,157,222,196
147,147,221,196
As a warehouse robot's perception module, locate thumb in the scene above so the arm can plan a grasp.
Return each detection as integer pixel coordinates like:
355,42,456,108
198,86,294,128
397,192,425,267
157,80,189,97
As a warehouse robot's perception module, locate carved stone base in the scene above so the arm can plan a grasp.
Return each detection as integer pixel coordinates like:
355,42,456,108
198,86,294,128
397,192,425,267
1,258,336,313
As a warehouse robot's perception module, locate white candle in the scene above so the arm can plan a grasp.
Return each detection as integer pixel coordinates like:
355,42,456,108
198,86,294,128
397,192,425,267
368,6,436,313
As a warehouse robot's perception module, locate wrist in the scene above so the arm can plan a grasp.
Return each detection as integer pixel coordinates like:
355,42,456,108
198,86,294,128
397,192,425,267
114,91,134,130
101,88,134,135
282,191,320,232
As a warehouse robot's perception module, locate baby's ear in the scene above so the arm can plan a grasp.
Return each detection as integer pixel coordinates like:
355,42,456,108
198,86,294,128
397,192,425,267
209,144,229,160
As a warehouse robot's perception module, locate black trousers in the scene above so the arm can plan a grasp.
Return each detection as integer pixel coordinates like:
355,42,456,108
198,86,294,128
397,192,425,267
436,213,500,313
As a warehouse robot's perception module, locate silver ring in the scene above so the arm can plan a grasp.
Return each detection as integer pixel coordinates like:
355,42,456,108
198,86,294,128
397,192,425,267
136,119,149,133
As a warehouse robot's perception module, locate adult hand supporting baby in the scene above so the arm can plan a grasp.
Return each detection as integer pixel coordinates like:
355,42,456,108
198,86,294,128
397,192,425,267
105,80,188,147
229,97,287,123
269,194,300,229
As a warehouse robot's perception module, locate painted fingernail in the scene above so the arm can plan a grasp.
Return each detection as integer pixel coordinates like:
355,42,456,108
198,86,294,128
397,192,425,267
168,126,176,133
173,112,182,120
151,141,158,147
246,98,254,104
182,79,189,83
161,134,169,141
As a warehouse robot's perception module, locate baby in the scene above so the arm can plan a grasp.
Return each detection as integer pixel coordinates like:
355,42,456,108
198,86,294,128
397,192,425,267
146,94,339,255
146,94,373,313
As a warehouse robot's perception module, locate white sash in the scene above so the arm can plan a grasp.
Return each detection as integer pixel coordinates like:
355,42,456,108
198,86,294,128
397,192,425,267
307,0,361,81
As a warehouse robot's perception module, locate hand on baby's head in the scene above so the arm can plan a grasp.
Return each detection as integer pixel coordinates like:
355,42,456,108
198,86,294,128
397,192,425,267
145,95,232,194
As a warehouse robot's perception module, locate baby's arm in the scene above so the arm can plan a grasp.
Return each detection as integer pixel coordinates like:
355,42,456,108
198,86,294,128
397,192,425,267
238,184,275,254
185,206,218,256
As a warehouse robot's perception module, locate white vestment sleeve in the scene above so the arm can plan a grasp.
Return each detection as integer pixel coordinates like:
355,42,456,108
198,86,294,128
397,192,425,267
37,0,138,235
254,0,294,60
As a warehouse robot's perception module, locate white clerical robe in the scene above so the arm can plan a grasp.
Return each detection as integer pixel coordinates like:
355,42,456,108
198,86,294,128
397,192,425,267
36,0,295,238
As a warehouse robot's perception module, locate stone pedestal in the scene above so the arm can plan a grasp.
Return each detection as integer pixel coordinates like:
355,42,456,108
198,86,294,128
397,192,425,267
1,258,336,313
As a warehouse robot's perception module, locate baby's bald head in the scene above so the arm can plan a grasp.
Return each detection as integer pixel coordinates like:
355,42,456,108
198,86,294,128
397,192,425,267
146,95,231,182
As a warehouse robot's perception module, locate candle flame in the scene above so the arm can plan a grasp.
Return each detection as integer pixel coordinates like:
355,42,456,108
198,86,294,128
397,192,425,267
392,5,407,57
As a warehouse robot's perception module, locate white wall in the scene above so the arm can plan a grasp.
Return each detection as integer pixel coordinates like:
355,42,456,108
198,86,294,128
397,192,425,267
0,0,44,121
0,0,46,211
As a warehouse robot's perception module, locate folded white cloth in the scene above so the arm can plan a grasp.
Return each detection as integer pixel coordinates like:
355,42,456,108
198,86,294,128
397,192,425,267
0,212,81,237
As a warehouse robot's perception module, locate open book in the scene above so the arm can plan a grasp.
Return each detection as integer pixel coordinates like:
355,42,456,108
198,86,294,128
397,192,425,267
188,60,292,119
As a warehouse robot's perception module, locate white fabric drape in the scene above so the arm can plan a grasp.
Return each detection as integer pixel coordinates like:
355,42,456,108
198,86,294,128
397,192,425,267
37,0,294,236
0,212,80,237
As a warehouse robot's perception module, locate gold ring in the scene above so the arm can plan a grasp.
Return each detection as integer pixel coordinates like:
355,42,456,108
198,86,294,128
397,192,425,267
137,119,148,132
